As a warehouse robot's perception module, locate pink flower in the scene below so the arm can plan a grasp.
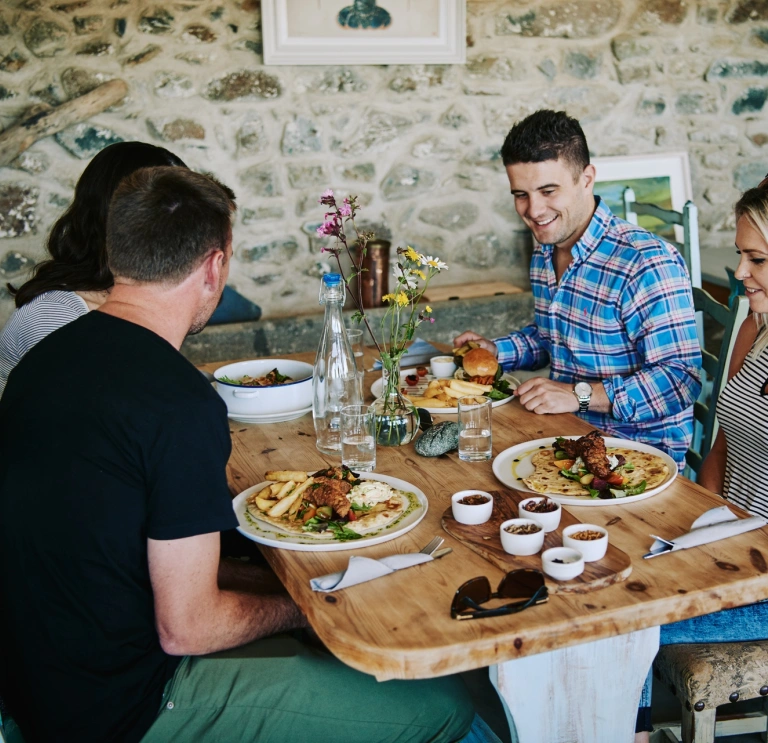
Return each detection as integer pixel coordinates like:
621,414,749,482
319,188,335,206
339,203,352,217
316,218,341,237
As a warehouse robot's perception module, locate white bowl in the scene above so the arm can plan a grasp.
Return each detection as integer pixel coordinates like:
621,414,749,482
214,359,313,416
451,490,494,525
500,518,545,556
518,497,562,533
431,355,457,378
562,524,608,562
541,547,585,581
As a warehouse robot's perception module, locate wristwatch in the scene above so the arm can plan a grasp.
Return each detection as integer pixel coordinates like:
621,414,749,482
573,382,593,413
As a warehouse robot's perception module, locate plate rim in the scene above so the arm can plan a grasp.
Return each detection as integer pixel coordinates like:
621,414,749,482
492,435,677,506
232,471,429,551
370,367,518,415
227,404,313,421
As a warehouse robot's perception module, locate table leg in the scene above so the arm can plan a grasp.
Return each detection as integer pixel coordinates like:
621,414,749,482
490,627,660,743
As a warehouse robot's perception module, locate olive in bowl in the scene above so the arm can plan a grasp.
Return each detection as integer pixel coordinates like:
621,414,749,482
541,547,585,581
451,490,493,525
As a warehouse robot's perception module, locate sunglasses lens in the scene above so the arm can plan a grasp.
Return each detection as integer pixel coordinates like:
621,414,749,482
451,576,492,614
417,408,433,432
498,569,545,600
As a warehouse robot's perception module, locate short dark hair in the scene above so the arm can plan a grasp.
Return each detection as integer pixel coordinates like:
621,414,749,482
500,109,590,176
107,167,236,284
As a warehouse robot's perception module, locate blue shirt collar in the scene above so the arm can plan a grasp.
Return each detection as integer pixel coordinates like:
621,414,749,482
539,197,612,263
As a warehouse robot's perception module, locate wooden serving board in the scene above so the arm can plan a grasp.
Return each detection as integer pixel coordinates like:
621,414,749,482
441,490,632,594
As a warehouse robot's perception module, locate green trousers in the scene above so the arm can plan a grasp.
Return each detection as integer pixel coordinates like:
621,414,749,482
141,635,475,743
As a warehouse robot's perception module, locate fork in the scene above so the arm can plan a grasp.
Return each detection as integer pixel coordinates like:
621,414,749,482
419,536,444,556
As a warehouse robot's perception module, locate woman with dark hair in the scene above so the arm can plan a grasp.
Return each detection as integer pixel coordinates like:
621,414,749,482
0,141,186,396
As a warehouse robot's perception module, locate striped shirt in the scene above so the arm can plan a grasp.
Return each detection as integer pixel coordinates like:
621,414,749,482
495,198,702,469
718,339,768,518
0,290,88,398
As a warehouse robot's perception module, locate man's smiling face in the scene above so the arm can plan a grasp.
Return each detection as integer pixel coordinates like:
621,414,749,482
507,157,597,251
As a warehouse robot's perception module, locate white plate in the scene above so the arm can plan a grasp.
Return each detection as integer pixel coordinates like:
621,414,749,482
233,471,428,551
370,368,518,415
492,436,677,506
227,406,312,424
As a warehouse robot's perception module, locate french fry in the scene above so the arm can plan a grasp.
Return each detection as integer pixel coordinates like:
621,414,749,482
269,482,284,496
268,490,302,517
265,470,308,483
422,398,450,408
423,387,441,399
287,477,315,515
255,496,277,511
275,480,296,500
427,380,441,389
449,379,492,394
257,485,272,500
442,386,465,399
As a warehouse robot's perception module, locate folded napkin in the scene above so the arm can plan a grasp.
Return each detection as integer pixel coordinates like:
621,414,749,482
643,505,768,559
310,553,433,592
372,338,441,370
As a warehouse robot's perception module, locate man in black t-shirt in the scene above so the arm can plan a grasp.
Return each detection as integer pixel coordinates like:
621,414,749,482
0,167,477,743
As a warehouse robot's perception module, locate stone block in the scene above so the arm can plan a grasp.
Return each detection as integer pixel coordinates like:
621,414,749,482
697,5,719,23
611,34,654,60
125,45,162,66
0,185,38,239
419,202,479,230
735,161,768,190
754,27,768,44
147,117,205,141
0,15,8,36
411,136,456,161
440,104,471,129
281,117,321,155
381,164,437,201
304,260,332,279
61,67,114,98
455,233,503,268
51,1,89,10
11,151,49,174
389,65,452,93
331,109,413,158
251,273,282,286
182,24,216,43
296,67,368,94
55,124,123,159
675,91,719,114
241,206,285,224
114,18,126,37
206,70,281,101
634,0,688,25
77,41,113,56
0,250,34,277
732,87,768,113
746,119,768,146
727,0,768,23
24,19,68,57
637,94,666,115
466,56,528,81
617,60,652,84
237,237,299,263
455,170,489,191
139,7,174,34
707,59,768,78
237,115,268,153
0,50,27,72
241,164,282,197
154,72,195,98
537,58,557,80
73,15,104,34
564,51,601,79
335,163,375,182
494,1,621,39
286,163,329,189
688,124,739,142
0,85,17,101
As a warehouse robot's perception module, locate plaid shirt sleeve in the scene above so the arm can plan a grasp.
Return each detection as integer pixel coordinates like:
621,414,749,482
602,250,702,422
494,324,551,371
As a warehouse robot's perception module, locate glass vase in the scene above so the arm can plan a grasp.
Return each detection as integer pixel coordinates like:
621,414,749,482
373,353,419,447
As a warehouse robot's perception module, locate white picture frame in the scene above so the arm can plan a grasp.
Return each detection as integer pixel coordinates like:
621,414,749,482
261,0,466,66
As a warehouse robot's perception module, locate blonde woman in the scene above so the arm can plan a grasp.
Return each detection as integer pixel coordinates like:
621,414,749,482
636,178,768,741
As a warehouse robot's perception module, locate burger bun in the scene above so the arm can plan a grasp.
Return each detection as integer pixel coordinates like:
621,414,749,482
462,347,498,378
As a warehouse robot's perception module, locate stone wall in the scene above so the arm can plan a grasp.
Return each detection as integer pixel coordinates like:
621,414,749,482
1,0,767,330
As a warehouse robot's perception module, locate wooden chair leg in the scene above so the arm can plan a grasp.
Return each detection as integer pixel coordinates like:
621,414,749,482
680,705,716,743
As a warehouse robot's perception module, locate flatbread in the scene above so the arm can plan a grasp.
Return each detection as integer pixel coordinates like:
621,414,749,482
246,485,410,539
523,447,669,496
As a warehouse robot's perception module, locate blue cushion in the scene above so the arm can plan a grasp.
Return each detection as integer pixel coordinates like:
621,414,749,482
208,286,262,325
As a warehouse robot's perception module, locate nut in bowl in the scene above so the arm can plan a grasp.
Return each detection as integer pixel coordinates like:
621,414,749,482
518,497,562,533
499,518,545,556
541,547,585,581
562,524,608,562
451,490,494,525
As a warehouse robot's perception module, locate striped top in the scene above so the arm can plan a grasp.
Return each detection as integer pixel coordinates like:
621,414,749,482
494,198,702,469
718,339,768,518
0,290,88,398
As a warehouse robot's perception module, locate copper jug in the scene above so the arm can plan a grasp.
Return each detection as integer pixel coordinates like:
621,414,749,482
351,239,390,308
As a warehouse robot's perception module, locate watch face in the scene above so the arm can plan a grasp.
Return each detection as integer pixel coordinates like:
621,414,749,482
575,382,592,397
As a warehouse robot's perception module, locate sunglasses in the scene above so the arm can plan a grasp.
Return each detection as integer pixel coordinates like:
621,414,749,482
451,568,548,620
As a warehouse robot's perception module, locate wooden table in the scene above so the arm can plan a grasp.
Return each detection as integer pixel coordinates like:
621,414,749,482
201,351,768,743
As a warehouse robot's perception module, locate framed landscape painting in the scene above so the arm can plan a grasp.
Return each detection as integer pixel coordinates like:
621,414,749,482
593,152,693,241
261,0,466,65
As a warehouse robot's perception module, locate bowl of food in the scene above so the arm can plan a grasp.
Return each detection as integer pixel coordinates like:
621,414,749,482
499,518,545,556
518,497,562,533
214,359,313,415
430,355,457,378
541,547,585,581
562,524,608,562
451,490,494,525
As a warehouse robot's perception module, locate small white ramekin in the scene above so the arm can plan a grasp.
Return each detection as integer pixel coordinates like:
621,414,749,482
562,524,608,562
451,490,494,525
499,518,545,556
518,497,562,533
430,355,457,378
541,547,585,581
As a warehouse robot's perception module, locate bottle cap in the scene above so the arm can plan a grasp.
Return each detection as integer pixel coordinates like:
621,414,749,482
323,273,342,286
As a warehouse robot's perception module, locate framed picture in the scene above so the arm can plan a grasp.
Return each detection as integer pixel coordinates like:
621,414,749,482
593,152,693,242
261,0,466,66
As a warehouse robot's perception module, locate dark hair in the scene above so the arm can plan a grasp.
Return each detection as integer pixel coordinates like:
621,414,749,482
107,167,236,283
9,142,187,308
500,109,590,176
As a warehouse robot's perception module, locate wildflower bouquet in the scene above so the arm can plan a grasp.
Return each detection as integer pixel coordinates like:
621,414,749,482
317,189,448,445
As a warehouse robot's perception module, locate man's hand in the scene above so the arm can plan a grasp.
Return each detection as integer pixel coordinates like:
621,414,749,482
515,378,579,414
452,331,498,356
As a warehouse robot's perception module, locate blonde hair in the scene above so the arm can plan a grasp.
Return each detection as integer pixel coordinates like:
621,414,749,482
736,186,768,358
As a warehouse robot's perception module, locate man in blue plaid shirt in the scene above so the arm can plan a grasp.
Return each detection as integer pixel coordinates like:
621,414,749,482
455,110,701,469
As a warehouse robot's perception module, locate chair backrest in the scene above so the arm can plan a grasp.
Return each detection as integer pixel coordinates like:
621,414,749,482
685,288,750,474
622,187,702,289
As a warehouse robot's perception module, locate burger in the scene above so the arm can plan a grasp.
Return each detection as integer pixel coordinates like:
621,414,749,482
458,347,499,384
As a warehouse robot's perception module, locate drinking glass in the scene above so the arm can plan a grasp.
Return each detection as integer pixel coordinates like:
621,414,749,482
341,404,377,471
347,328,365,400
458,396,492,462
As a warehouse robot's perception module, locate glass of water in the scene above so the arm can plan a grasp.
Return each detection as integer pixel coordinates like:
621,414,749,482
341,404,377,472
347,327,365,400
458,396,493,462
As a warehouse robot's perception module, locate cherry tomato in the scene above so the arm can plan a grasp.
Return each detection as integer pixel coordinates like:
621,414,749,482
416,366,428,377
606,473,624,487
405,374,419,386
347,509,358,521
